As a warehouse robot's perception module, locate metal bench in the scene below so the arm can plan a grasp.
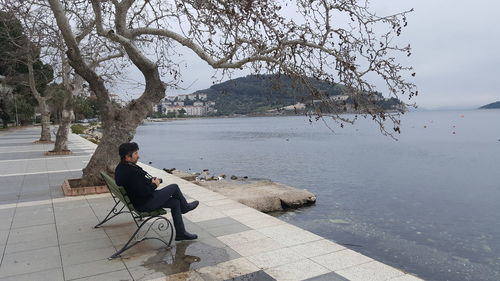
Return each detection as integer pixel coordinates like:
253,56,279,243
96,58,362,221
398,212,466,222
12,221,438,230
95,171,174,259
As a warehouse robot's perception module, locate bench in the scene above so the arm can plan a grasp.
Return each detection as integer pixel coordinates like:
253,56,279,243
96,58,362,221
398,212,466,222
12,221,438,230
95,171,174,259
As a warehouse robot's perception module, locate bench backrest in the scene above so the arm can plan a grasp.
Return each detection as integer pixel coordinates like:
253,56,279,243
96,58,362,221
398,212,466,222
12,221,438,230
100,171,137,212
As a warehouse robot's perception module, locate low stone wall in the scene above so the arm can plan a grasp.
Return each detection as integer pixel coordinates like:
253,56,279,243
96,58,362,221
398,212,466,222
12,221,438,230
62,179,108,196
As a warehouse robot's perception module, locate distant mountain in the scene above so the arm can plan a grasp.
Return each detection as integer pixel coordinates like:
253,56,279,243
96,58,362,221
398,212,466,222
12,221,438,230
479,101,500,109
195,74,343,115
195,74,402,115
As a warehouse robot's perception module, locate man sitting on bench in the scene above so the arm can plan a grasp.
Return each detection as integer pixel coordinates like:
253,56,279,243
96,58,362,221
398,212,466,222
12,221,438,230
115,142,199,241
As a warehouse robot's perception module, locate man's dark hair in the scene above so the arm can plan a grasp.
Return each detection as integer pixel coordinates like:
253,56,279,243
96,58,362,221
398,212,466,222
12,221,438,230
119,142,139,161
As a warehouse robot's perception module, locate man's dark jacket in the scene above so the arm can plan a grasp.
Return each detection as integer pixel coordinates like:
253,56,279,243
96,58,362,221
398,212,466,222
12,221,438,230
115,162,156,208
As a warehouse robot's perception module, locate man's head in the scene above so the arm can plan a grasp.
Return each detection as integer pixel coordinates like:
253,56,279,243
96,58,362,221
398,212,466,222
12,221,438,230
119,142,139,163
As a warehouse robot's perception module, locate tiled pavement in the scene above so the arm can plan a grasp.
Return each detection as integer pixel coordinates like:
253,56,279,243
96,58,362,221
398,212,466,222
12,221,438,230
0,127,423,281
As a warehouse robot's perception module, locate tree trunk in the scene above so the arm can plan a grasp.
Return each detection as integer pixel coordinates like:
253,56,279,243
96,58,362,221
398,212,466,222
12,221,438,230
52,107,74,152
39,102,52,142
79,106,146,186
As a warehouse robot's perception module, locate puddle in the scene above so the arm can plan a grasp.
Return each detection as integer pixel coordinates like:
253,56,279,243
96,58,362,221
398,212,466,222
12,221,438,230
142,240,237,276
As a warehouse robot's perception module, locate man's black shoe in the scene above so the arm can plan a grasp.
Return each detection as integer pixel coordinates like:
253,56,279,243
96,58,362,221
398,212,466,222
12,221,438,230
183,200,199,214
175,232,198,241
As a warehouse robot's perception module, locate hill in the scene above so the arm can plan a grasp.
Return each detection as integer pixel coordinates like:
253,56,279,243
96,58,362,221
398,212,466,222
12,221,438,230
479,101,500,109
195,75,402,115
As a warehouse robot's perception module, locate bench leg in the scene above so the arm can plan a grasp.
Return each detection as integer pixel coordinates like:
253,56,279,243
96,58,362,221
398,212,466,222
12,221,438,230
94,201,127,228
109,215,174,259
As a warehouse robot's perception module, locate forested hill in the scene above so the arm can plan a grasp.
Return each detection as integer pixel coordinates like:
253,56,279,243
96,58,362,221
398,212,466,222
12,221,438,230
479,101,500,109
195,75,345,115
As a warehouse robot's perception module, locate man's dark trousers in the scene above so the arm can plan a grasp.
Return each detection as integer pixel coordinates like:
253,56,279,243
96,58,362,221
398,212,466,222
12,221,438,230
136,184,190,234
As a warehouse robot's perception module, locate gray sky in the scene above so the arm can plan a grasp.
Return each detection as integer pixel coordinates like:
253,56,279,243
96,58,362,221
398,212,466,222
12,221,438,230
117,0,500,110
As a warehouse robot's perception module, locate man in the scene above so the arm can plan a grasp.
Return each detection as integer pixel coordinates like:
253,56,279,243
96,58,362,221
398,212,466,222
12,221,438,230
115,142,199,241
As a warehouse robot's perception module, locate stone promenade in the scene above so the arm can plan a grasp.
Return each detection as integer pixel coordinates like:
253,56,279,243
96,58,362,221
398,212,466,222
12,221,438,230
0,127,423,281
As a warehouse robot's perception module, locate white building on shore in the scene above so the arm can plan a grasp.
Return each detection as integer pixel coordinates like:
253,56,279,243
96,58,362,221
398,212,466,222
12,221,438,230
152,92,216,116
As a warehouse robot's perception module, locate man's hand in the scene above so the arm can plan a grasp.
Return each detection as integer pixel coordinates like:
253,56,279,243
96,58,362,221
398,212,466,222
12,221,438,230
152,177,161,187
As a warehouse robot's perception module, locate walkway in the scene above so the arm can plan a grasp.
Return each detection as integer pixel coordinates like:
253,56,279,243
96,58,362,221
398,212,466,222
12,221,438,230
0,127,422,281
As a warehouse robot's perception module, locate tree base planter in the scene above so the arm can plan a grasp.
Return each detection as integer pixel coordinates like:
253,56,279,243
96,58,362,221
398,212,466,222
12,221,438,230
62,178,109,196
45,150,72,156
33,140,55,144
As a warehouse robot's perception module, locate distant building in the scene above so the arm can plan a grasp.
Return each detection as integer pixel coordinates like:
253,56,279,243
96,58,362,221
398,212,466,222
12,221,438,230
109,94,127,107
282,103,306,111
187,93,198,100
152,92,216,117
183,106,206,116
330,95,349,102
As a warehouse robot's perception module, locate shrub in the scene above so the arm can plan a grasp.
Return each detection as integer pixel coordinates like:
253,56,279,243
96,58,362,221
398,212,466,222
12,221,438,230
71,124,87,134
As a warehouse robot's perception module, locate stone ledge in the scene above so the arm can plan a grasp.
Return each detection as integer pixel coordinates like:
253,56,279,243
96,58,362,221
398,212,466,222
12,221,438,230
62,178,108,196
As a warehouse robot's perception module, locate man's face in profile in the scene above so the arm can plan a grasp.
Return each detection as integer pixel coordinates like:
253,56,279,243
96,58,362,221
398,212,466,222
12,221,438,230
125,150,140,164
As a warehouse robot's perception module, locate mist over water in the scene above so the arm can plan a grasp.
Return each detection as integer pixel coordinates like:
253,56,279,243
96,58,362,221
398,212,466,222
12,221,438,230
134,110,500,281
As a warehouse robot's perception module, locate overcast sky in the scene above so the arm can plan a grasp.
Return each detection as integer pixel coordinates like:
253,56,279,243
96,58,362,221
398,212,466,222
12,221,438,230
116,0,500,110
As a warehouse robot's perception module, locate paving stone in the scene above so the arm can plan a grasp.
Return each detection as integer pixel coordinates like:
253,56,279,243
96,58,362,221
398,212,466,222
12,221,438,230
197,217,242,229
246,248,303,269
11,213,55,229
221,207,263,217
66,269,132,281
238,216,286,229
0,246,61,278
228,237,286,257
183,206,226,222
58,228,109,245
205,223,252,237
61,243,117,267
4,224,58,254
63,258,127,280
0,267,64,281
128,264,177,281
302,271,350,281
336,260,405,281
257,224,323,247
390,274,425,281
196,257,260,281
310,249,373,271
157,270,205,281
0,229,9,244
223,270,276,281
288,239,345,258
203,199,239,207
265,259,330,281
218,230,268,247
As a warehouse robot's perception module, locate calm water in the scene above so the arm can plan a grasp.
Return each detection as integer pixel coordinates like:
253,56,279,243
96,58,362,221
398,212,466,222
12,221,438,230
134,110,500,281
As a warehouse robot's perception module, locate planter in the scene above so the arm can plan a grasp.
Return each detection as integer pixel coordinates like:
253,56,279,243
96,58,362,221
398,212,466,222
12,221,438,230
62,178,109,196
45,150,73,156
33,140,55,144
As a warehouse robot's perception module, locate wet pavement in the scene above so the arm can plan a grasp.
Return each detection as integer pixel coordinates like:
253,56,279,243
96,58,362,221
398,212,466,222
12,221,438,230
0,127,423,280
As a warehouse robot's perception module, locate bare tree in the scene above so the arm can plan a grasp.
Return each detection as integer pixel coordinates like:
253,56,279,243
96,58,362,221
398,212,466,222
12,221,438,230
47,0,416,186
0,9,54,141
3,0,124,151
